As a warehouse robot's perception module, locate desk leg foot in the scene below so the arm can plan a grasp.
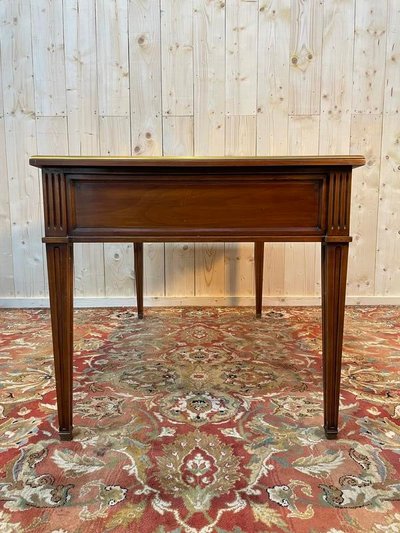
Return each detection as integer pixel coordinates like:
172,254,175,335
46,243,74,442
59,430,73,441
324,427,338,440
134,243,144,319
254,242,264,317
321,242,349,440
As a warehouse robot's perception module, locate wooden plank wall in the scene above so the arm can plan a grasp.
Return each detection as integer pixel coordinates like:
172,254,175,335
0,0,399,304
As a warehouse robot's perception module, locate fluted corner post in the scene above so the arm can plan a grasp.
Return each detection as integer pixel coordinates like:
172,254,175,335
46,242,74,441
254,242,264,318
321,240,349,439
322,169,353,439
134,242,144,319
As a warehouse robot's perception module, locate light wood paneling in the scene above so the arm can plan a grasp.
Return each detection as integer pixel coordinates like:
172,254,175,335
0,0,399,303
31,0,66,116
289,0,323,115
348,114,382,295
352,0,387,114
226,0,258,116
161,0,193,116
96,0,130,116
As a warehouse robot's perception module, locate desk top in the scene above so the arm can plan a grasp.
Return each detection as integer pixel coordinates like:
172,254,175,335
29,155,365,169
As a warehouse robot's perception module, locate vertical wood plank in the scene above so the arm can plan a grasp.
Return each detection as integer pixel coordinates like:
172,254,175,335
289,0,323,115
1,0,44,297
193,0,225,155
384,0,400,114
164,116,195,297
375,115,400,295
285,115,320,296
99,116,135,297
225,116,256,298
226,0,258,116
0,33,14,296
0,114,14,296
129,0,162,155
319,0,355,154
64,0,99,154
257,0,290,156
96,0,129,116
348,115,382,295
161,0,193,116
36,117,68,155
352,0,387,114
31,0,67,116
64,0,104,297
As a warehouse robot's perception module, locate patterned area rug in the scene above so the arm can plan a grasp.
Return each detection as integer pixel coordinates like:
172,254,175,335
0,306,399,533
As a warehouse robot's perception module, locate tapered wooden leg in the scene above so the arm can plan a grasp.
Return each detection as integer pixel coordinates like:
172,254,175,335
321,242,349,439
134,242,144,319
46,243,74,441
254,242,264,318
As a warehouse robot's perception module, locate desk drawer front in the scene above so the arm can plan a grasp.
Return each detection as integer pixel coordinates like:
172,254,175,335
69,176,326,237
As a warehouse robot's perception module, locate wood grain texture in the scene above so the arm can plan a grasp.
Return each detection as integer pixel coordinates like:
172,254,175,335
226,0,258,116
352,0,387,114
96,0,130,116
289,0,323,115
319,0,354,154
348,114,382,295
1,1,399,302
161,0,193,116
31,0,66,116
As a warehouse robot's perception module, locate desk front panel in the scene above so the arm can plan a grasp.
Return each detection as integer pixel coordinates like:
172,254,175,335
67,173,327,239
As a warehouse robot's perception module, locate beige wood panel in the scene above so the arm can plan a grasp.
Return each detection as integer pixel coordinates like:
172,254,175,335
319,0,354,154
348,114,382,295
352,0,387,114
225,116,256,297
226,0,258,116
129,0,162,155
257,0,290,156
0,115,14,297
0,43,13,296
1,0,44,298
285,115,320,296
1,1,399,302
99,116,135,297
375,115,400,295
164,116,195,297
193,0,225,156
64,0,99,155
161,0,193,116
64,0,104,297
31,0,66,116
97,0,130,116
289,0,323,115
384,0,400,114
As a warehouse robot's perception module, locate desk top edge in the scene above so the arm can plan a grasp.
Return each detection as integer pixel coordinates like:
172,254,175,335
29,155,366,169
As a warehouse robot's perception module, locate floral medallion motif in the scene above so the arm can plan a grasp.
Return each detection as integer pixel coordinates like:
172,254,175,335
159,390,241,425
156,430,241,512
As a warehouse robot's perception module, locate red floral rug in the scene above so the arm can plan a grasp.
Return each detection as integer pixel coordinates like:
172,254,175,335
0,306,399,533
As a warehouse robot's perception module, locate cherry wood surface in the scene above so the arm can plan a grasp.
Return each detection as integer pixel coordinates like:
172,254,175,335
30,155,365,441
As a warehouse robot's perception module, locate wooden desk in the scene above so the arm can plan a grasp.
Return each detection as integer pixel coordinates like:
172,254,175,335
30,155,365,441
